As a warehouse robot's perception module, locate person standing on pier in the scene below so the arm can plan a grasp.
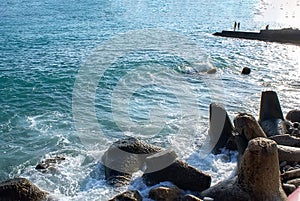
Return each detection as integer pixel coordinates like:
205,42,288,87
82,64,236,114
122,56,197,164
234,21,237,31
237,22,240,30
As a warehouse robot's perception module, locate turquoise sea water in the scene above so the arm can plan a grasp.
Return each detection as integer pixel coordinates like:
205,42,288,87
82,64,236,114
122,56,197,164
1,0,300,200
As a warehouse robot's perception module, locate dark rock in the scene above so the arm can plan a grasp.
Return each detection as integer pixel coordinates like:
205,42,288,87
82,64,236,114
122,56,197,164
258,91,288,136
0,178,49,201
109,190,142,201
286,110,300,123
102,137,161,186
206,68,217,74
201,138,287,201
144,149,178,173
35,156,65,173
208,103,234,154
241,67,251,75
149,186,182,201
143,159,211,192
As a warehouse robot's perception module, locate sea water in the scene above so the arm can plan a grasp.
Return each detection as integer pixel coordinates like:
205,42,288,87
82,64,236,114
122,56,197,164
0,0,299,200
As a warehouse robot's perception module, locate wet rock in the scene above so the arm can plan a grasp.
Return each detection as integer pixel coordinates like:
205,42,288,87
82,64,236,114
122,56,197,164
286,110,300,123
201,137,287,201
208,103,234,154
149,186,182,201
143,158,211,192
35,156,65,173
241,67,251,75
0,178,49,201
102,137,161,186
109,190,142,201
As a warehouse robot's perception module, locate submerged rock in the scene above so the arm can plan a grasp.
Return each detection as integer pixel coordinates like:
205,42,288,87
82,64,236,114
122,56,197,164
35,156,66,173
0,178,49,201
241,67,251,75
102,137,161,186
201,137,287,201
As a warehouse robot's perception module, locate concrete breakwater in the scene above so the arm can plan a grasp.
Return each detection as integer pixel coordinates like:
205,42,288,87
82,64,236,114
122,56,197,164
213,28,300,45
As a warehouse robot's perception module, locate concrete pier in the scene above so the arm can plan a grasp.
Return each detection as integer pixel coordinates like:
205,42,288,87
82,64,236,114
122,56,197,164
213,28,300,45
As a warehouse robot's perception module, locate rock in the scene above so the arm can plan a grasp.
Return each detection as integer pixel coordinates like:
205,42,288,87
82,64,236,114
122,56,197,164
241,67,251,75
144,149,178,173
181,194,203,201
143,159,211,192
269,134,300,147
149,186,182,201
102,137,161,186
258,91,288,136
278,145,300,163
109,190,142,201
0,178,49,201
287,178,300,187
201,137,288,201
35,156,65,173
282,168,300,181
208,103,234,154
234,113,267,141
233,113,267,166
282,183,296,196
286,110,300,123
233,112,300,162
260,119,288,137
206,68,217,74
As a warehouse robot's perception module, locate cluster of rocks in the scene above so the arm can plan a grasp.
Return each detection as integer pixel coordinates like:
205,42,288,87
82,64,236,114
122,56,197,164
1,90,299,201
109,91,300,201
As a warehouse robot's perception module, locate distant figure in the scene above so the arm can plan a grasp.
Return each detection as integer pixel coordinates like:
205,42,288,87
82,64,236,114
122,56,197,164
237,22,240,30
266,25,269,30
241,67,251,75
234,21,237,31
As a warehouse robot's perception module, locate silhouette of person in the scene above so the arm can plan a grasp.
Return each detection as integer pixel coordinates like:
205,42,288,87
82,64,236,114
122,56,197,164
234,21,237,31
266,25,269,30
237,22,240,30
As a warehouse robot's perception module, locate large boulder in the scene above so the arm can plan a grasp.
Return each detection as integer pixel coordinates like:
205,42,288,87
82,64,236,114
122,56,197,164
0,178,49,201
201,137,288,201
102,137,161,186
142,150,211,192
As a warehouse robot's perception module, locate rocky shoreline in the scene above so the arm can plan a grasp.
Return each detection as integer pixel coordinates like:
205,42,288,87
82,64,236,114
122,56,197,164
1,91,300,201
